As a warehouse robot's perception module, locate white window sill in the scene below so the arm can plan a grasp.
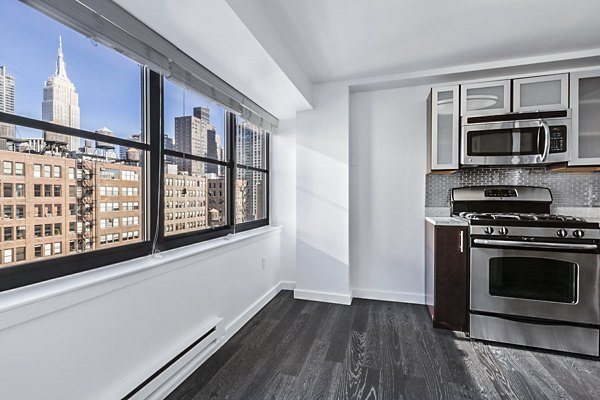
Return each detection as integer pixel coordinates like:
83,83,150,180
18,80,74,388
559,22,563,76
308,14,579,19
0,225,282,330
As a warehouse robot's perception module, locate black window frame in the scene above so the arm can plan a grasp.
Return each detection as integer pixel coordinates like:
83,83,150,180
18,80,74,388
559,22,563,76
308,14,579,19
0,7,271,291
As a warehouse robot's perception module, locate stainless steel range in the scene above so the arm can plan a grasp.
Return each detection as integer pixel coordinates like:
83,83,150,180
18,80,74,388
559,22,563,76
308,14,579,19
452,186,600,356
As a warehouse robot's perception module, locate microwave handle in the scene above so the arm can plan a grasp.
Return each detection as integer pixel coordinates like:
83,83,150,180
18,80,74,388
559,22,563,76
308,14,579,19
540,120,551,161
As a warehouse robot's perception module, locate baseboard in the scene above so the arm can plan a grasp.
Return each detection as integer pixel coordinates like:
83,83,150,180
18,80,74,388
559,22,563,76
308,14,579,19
352,288,425,305
279,281,296,290
151,281,288,399
294,288,352,305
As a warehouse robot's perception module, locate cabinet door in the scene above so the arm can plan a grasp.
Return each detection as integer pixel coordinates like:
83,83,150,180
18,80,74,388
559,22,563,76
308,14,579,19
460,80,510,116
431,86,459,170
570,69,600,166
433,226,468,331
513,74,568,112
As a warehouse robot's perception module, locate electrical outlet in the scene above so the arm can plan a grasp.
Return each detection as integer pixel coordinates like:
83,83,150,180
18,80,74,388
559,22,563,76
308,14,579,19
261,256,267,270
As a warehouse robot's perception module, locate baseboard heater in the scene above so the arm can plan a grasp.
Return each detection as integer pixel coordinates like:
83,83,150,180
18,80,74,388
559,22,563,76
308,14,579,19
123,317,224,400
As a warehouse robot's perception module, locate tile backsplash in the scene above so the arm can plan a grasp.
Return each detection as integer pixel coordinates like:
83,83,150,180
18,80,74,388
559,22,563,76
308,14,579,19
426,167,600,208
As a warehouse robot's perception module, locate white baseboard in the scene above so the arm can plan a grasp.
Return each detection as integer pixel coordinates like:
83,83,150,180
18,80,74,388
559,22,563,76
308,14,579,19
279,281,296,290
294,288,352,305
153,281,288,400
352,288,425,305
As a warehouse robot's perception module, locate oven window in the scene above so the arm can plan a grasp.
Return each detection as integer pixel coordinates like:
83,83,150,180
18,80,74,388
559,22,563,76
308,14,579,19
467,128,540,156
489,257,577,303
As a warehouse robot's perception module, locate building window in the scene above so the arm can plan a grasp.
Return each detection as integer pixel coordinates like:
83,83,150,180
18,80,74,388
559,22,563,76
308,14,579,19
16,247,25,262
44,224,52,237
4,227,13,241
44,244,52,257
34,245,42,258
54,242,62,255
33,164,42,177
15,162,25,176
3,205,13,219
15,183,25,197
53,185,62,197
34,225,42,238
3,183,13,197
53,166,61,178
34,184,42,197
3,161,13,175
44,165,51,178
68,167,75,179
4,249,13,264
15,205,25,219
16,226,26,240
44,184,52,197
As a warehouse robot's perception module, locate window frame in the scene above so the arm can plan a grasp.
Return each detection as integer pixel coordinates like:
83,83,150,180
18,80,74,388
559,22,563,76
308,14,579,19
0,5,272,291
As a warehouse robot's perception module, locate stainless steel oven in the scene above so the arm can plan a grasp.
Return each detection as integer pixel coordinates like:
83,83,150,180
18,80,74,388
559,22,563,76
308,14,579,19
461,110,571,166
470,238,600,355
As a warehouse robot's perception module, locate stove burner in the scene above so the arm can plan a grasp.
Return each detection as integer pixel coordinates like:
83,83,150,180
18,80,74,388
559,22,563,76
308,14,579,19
457,212,586,222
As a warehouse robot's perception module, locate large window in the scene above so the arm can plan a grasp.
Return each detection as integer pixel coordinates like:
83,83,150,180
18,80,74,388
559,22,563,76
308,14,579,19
0,0,272,291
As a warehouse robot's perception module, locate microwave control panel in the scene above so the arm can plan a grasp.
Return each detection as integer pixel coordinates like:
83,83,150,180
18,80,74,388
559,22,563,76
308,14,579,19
549,125,567,153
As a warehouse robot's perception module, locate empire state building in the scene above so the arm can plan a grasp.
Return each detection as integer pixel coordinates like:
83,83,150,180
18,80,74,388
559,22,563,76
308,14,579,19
42,36,80,152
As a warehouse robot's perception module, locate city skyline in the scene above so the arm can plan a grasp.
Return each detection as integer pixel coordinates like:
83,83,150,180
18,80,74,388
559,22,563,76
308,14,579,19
0,0,225,145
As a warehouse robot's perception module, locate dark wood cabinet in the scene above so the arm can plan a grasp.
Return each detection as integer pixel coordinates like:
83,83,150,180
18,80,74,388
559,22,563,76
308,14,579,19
425,222,468,332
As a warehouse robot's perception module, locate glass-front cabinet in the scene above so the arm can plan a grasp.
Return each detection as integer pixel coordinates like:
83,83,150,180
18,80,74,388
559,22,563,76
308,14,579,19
429,85,459,171
513,74,569,112
570,69,600,166
460,80,510,117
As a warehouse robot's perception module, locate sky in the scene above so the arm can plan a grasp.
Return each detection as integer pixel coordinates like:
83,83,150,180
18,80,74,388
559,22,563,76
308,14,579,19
0,1,225,145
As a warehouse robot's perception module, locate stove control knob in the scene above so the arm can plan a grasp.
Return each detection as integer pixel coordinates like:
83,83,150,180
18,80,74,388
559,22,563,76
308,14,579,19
484,227,494,234
557,229,568,238
498,227,509,236
573,229,585,238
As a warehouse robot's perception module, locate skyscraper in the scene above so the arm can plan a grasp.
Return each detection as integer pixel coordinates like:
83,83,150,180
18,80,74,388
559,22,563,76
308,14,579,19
236,120,265,220
0,66,16,139
174,115,207,175
42,36,81,152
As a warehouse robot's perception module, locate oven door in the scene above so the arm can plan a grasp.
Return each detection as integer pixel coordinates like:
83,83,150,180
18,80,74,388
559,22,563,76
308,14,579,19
470,245,600,325
461,119,569,166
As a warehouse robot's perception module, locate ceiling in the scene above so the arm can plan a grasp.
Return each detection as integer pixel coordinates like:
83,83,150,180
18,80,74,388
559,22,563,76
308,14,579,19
228,0,600,83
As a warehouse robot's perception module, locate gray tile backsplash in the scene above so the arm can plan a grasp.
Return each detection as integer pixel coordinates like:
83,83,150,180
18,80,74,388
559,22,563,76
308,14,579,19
426,167,600,208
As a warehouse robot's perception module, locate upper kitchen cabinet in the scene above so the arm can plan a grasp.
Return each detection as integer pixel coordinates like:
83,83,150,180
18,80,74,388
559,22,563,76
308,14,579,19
570,69,600,166
513,74,569,112
460,80,510,117
429,85,459,171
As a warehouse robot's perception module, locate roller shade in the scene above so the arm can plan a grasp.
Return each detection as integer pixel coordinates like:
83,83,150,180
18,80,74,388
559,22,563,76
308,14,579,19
20,0,279,132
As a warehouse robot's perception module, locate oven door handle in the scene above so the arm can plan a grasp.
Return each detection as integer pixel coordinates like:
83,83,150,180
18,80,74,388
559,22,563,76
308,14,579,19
473,238,598,251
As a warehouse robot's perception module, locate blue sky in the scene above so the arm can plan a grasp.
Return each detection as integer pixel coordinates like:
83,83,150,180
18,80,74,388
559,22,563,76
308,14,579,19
0,1,225,144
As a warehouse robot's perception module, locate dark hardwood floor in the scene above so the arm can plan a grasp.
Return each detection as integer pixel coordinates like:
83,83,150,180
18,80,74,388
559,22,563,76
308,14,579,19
166,291,600,400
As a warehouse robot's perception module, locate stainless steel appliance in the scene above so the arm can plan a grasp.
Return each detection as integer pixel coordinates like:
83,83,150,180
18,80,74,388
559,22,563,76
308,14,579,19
461,110,571,166
452,186,600,356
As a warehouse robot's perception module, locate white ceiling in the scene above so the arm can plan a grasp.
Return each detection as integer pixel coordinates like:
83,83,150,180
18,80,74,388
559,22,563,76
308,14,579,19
231,0,600,83
113,0,311,119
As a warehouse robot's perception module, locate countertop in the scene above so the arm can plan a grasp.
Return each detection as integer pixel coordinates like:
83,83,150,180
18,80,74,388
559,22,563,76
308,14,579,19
425,216,469,226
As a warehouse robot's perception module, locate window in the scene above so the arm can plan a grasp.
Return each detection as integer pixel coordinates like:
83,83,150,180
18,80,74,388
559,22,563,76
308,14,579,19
4,249,13,264
3,205,13,219
3,183,13,198
15,205,25,219
0,0,272,292
16,247,25,262
3,161,13,175
4,227,13,241
15,184,25,197
15,162,25,176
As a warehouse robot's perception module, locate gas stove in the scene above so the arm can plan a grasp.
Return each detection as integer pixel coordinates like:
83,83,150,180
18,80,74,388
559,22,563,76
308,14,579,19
454,186,600,357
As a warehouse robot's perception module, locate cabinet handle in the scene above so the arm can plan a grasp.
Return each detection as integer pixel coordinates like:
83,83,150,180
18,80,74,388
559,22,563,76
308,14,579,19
459,231,464,253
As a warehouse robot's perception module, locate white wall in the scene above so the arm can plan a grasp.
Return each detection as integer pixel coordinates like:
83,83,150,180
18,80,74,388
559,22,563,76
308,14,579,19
272,118,297,282
0,230,283,400
295,82,351,304
349,87,428,303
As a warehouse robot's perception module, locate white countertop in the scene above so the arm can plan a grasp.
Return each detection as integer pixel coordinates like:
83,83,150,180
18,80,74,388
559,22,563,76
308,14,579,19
425,216,468,226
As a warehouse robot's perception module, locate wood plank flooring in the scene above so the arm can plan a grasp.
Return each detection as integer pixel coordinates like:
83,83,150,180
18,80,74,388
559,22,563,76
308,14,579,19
166,291,600,400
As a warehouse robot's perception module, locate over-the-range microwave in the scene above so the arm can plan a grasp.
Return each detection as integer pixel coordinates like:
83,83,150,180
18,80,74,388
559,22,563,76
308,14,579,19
461,110,571,166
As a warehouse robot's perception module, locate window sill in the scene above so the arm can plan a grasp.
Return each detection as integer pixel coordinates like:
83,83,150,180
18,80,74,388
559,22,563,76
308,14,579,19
0,225,282,330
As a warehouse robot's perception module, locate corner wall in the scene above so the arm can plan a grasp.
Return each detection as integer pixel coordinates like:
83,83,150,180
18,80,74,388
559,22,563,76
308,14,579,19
349,86,429,303
295,82,351,303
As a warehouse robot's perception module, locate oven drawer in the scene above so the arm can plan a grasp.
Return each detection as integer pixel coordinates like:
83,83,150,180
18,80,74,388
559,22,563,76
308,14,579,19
470,313,599,356
470,247,600,325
